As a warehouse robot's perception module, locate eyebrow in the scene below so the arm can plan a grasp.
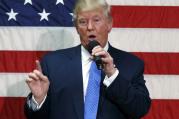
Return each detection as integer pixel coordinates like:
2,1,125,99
78,15,102,20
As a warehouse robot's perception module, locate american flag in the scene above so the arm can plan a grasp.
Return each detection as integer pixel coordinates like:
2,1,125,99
0,0,179,119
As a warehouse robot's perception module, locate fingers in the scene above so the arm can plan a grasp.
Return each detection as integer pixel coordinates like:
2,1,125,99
35,60,46,80
26,77,33,83
33,69,48,82
91,45,101,56
26,69,48,84
28,71,40,80
101,56,113,64
26,60,42,83
26,60,48,83
91,46,117,77
36,60,42,72
92,46,110,59
91,46,114,66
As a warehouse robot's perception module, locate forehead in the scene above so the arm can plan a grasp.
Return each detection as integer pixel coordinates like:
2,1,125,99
77,7,105,19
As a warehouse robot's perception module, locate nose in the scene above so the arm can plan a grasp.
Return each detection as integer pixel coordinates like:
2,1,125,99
87,20,94,31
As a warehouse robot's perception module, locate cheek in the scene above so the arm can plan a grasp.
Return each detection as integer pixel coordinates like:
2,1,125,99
98,23,110,33
78,29,87,37
77,28,88,42
98,26,109,38
97,25,110,46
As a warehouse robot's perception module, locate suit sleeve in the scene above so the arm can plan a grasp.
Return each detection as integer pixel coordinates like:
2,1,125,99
104,61,151,118
24,93,50,119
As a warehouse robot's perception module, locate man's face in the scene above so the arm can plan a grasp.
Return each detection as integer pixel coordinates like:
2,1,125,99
75,7,113,48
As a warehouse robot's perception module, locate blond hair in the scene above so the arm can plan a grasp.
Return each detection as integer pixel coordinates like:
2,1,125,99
73,0,112,21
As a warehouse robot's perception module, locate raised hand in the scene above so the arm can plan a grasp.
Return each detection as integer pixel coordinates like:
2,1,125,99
26,60,50,104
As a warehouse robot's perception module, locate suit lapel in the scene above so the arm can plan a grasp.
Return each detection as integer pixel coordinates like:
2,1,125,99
68,45,84,119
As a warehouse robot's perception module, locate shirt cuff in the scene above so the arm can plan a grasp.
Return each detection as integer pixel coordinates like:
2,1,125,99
103,69,119,87
27,95,47,111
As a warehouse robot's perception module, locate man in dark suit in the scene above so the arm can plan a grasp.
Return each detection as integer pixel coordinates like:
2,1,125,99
25,0,151,119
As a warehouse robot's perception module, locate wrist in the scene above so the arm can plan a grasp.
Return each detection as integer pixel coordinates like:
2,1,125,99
34,95,46,104
106,67,117,77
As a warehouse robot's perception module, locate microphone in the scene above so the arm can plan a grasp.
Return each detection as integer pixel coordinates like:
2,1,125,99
87,40,103,70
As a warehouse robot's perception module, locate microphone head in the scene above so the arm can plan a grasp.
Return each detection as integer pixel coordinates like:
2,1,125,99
87,40,100,54
87,40,103,70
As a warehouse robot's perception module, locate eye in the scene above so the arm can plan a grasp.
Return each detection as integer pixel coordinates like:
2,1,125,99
93,17,101,23
78,19,87,26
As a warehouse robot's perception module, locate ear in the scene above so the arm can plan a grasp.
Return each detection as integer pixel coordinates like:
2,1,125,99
107,18,113,33
73,19,80,34
75,24,80,35
76,27,79,34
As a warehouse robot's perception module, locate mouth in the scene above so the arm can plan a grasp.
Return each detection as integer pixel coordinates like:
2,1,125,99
88,35,96,40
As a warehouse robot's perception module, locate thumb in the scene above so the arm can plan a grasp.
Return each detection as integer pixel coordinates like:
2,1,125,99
36,60,42,72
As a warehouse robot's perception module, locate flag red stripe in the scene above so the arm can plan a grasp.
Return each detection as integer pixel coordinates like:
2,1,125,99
133,52,179,75
0,51,179,74
0,97,179,119
0,51,48,73
143,99,179,119
111,6,179,28
0,97,26,119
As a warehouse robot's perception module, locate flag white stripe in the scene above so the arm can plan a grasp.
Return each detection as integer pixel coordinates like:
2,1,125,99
0,27,179,52
110,28,179,52
107,0,179,6
0,73,30,97
0,27,80,51
0,73,179,99
145,75,179,99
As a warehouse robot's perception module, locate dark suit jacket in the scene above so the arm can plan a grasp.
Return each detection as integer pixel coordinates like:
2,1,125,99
25,44,151,119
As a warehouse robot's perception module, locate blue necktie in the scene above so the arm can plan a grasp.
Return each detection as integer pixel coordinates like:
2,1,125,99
84,61,101,119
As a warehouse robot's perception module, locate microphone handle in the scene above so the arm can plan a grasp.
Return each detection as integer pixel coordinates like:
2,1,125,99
94,56,103,70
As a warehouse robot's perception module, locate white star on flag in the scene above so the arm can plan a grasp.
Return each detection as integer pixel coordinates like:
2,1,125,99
24,0,32,5
38,9,51,21
56,0,64,5
69,13,74,21
6,9,19,21
69,13,73,16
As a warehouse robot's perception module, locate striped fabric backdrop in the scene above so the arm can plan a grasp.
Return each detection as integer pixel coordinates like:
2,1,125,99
0,0,179,119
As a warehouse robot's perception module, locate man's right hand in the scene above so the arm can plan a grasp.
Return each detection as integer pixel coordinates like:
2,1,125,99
26,60,50,104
